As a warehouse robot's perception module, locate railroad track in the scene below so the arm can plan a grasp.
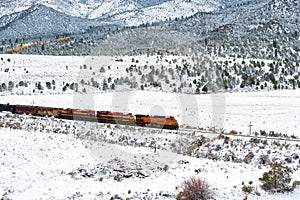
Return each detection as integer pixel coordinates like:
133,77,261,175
1,111,299,143
226,133,300,143
179,127,300,143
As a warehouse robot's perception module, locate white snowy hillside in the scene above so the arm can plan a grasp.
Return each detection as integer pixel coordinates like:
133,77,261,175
0,0,299,198
0,111,300,199
1,54,300,135
1,54,300,199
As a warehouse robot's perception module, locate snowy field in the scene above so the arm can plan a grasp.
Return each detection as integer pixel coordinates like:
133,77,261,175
1,54,300,199
1,122,299,199
1,54,300,135
1,89,300,136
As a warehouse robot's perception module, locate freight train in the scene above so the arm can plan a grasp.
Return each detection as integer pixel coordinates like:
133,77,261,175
0,103,179,130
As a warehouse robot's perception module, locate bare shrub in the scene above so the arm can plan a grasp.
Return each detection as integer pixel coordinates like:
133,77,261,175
177,177,213,200
163,164,169,171
242,185,253,193
114,173,122,181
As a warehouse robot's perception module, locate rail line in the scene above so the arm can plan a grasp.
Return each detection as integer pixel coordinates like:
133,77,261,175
179,127,300,143
0,109,299,143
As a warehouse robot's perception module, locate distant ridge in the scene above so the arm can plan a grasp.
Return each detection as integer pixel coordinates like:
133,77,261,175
0,4,103,39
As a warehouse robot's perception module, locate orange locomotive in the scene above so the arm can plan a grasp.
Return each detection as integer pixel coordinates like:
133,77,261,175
72,109,96,121
135,115,179,130
97,111,135,125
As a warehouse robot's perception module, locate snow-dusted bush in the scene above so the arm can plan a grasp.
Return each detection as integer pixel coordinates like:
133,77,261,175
163,164,169,171
259,162,294,193
242,184,253,193
114,173,122,182
177,177,213,200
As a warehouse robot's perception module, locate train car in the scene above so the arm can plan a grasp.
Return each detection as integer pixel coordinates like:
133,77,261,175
97,111,136,125
135,114,179,130
34,106,58,117
0,103,16,113
72,109,97,121
57,108,73,120
163,116,179,130
112,112,135,125
0,104,5,112
134,114,151,126
97,111,116,123
52,107,62,118
15,105,35,115
149,115,167,128
1,103,179,130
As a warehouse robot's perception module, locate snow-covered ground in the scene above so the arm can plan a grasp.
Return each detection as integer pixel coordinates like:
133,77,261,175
1,89,300,136
1,54,300,199
1,54,300,135
1,122,299,199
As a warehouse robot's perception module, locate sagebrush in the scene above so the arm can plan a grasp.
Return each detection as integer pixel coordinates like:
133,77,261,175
177,177,213,200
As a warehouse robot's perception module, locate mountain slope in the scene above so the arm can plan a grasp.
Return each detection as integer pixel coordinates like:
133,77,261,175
164,0,299,60
0,0,222,21
0,0,298,62
0,4,103,39
0,0,223,39
99,0,221,26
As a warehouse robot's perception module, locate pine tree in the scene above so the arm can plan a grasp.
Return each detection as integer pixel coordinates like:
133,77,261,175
202,85,208,93
259,162,293,193
37,82,43,90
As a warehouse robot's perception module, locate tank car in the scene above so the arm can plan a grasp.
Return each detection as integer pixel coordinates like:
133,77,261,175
0,103,16,113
